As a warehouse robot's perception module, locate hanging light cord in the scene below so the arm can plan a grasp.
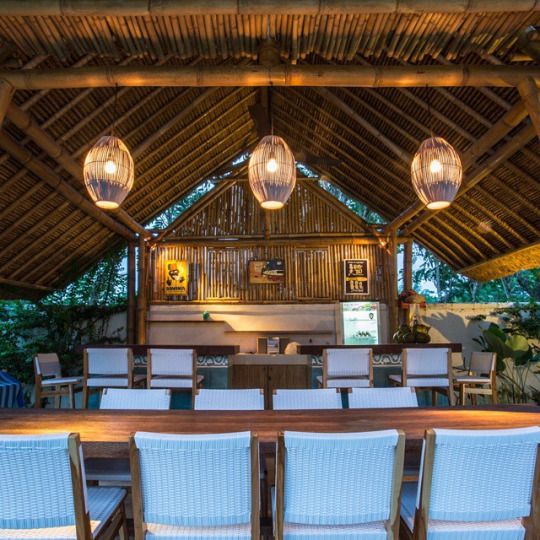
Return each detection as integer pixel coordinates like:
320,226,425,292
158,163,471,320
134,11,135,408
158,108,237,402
426,84,434,139
111,83,119,138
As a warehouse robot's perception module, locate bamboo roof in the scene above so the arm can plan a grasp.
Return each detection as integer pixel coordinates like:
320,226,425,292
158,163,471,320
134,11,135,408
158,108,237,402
0,6,539,298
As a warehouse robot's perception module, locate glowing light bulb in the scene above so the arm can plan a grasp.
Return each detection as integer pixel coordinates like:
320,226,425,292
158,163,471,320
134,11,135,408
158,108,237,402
266,157,278,173
429,159,442,174
104,160,117,174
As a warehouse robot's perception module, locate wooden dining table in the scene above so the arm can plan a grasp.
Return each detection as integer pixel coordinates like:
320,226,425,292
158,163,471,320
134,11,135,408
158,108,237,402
2,405,540,467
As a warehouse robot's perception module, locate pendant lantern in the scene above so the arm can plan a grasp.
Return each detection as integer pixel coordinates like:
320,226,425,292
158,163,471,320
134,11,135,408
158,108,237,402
248,135,296,210
411,136,462,210
84,135,134,209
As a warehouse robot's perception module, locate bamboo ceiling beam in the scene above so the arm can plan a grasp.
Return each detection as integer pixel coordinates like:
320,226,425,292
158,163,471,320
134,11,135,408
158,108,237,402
0,276,53,292
0,132,135,240
1,65,540,89
403,123,536,234
385,100,528,231
2,0,539,16
0,80,14,127
518,77,540,141
4,103,150,238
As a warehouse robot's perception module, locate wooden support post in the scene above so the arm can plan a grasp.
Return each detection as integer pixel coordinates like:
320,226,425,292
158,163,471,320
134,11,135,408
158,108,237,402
0,80,14,127
127,241,136,344
386,230,399,337
518,77,540,140
136,237,147,345
403,239,413,292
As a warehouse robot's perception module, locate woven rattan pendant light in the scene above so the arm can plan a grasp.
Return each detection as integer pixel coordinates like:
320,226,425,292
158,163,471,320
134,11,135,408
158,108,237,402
248,90,295,210
84,86,134,209
411,89,462,210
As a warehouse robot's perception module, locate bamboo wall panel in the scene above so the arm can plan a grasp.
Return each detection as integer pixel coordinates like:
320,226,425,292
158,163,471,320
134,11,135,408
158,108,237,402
169,182,367,239
153,242,387,303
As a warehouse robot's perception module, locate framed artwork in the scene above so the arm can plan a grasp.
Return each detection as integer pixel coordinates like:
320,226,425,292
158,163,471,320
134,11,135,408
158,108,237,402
248,259,285,284
343,259,369,295
164,260,189,295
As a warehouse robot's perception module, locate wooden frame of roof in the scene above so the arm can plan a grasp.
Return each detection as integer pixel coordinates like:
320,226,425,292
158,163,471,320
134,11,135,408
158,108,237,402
0,6,539,300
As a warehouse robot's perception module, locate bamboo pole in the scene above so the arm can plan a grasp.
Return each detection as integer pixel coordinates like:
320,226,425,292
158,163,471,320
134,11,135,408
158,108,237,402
136,237,147,345
518,77,540,140
0,276,53,292
1,65,540,89
0,80,14,127
4,103,150,238
403,239,413,291
386,229,399,336
0,131,135,240
127,241,136,344
385,100,529,231
1,0,539,16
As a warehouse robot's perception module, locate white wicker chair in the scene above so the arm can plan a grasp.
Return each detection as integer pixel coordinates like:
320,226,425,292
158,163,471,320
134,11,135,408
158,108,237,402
317,348,374,389
195,389,264,410
454,352,497,405
99,388,171,410
275,430,405,539
33,353,82,408
130,431,260,539
82,348,145,408
400,426,540,539
348,387,419,409
388,348,455,406
272,389,343,410
0,433,127,539
147,348,203,406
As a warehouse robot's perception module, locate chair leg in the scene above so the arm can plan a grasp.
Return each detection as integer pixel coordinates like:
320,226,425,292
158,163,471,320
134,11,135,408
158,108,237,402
68,384,75,409
447,387,456,406
34,384,42,408
82,385,89,409
459,384,465,406
118,504,128,540
54,391,61,409
431,389,437,406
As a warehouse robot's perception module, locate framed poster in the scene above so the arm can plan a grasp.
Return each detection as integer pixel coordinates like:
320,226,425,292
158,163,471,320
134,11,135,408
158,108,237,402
164,260,189,296
248,259,285,284
343,259,369,295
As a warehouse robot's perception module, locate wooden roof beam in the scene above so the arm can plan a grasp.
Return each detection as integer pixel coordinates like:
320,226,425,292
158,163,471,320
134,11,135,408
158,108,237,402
2,65,540,89
518,77,540,140
2,1,539,16
385,100,528,232
0,276,53,293
0,132,135,240
5,103,151,238
403,123,536,234
0,80,14,127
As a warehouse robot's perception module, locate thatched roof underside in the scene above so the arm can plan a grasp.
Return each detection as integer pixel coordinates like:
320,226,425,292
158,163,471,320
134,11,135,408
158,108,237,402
0,10,539,298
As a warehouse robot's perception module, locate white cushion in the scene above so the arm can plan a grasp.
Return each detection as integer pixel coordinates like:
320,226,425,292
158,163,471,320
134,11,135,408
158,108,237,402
86,377,129,388
0,487,125,539
145,522,251,538
149,375,204,389
388,375,449,388
282,521,387,538
400,483,524,538
454,376,491,384
325,378,370,389
41,377,82,386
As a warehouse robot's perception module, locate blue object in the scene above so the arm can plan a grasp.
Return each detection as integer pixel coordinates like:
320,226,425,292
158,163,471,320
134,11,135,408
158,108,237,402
0,371,24,408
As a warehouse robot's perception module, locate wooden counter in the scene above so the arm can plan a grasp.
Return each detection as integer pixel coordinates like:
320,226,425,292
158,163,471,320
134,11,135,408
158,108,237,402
2,406,538,468
75,344,239,356
299,343,462,355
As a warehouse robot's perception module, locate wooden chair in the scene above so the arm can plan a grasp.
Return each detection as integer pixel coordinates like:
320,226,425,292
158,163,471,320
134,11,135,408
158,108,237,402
272,388,343,410
0,432,127,539
275,429,405,539
400,426,540,540
130,431,260,540
388,348,455,406
348,387,419,409
33,353,82,408
82,347,145,408
195,388,264,410
147,348,204,406
317,348,374,389
454,351,497,405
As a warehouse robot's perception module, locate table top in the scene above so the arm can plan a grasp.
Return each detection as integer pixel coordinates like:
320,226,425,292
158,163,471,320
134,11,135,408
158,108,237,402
300,343,462,355
1,406,538,461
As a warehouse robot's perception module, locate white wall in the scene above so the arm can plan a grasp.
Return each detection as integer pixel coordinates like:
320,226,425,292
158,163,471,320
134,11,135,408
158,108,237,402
146,302,507,355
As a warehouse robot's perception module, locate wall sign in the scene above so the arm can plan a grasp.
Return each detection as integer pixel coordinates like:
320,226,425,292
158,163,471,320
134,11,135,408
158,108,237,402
165,260,189,295
248,259,285,284
343,259,369,295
